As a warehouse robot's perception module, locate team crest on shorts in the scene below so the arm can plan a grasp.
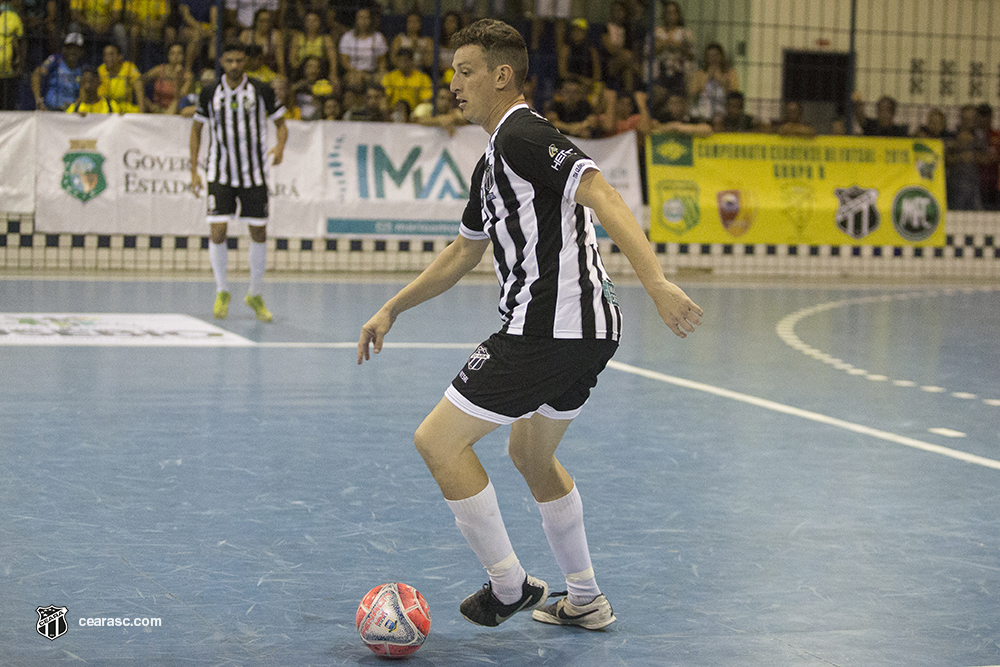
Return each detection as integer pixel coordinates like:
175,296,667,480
36,605,68,640
467,345,490,371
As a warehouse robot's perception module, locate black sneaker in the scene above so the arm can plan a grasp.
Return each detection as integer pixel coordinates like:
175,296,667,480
532,593,617,630
459,575,549,627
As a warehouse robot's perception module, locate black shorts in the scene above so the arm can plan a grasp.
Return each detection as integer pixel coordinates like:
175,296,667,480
207,183,269,223
444,332,618,424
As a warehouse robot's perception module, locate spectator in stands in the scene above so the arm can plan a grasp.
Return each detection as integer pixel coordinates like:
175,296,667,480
66,64,119,113
0,1,25,110
647,0,693,98
178,66,215,117
69,0,126,60
338,6,387,89
177,0,217,70
688,42,738,125
946,104,989,211
599,0,639,95
853,94,908,137
245,43,276,83
124,0,171,69
557,18,600,94
98,42,142,112
142,41,191,113
545,78,598,138
390,11,433,74
20,0,60,60
389,98,410,124
267,74,301,119
225,0,278,32
435,10,461,83
597,87,641,137
292,54,323,119
321,94,341,120
343,82,387,122
288,10,337,81
636,88,712,137
715,91,757,132
381,47,431,114
412,84,466,135
775,100,815,137
916,108,951,139
33,32,87,110
531,0,569,54
975,103,1000,210
240,8,284,77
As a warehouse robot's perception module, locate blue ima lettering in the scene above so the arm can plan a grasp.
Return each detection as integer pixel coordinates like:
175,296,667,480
357,145,469,200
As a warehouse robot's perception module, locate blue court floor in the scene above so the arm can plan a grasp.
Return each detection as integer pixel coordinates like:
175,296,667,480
1,273,998,667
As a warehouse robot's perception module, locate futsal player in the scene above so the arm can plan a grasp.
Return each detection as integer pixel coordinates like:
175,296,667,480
189,42,287,322
358,19,703,630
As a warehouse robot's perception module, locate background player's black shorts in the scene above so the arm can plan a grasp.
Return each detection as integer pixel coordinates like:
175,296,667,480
207,183,269,222
444,332,619,424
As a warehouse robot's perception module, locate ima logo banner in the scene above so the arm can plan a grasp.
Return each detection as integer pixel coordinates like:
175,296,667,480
36,606,69,640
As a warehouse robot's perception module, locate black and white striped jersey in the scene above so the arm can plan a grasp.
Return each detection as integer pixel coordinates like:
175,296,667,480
460,104,622,341
194,75,285,188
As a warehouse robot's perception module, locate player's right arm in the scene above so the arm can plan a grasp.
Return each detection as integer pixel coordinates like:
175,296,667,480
357,234,490,364
189,119,203,195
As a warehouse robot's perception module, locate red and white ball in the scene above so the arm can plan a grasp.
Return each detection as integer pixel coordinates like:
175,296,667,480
356,583,431,658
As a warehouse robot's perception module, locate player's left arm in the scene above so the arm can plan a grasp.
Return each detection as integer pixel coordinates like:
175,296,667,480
270,117,287,165
574,168,703,338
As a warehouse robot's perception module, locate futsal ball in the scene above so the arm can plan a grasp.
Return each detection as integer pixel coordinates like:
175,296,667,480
356,582,431,658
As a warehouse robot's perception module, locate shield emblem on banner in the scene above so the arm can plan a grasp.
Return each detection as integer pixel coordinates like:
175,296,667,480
36,605,69,640
61,151,107,203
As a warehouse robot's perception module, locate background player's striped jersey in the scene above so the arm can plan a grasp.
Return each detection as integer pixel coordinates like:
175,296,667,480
460,105,622,341
194,76,284,188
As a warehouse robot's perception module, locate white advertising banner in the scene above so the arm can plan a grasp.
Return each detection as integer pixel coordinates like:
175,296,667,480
16,112,642,239
0,112,37,214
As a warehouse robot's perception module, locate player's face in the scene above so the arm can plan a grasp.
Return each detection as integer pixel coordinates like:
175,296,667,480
221,50,246,81
450,45,496,127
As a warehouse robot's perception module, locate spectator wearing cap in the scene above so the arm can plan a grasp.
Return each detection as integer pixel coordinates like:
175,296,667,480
66,64,120,113
557,18,600,95
32,32,87,110
381,47,431,114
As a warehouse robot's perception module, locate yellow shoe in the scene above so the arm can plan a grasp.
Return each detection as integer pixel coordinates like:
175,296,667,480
244,294,273,322
213,291,231,319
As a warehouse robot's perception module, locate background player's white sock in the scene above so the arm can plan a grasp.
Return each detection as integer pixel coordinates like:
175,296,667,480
248,240,266,296
537,484,601,605
209,241,228,293
446,481,528,605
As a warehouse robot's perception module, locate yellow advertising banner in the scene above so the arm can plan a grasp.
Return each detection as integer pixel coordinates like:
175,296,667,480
646,133,946,246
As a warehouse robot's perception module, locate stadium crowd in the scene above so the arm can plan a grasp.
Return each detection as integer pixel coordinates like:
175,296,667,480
2,0,997,209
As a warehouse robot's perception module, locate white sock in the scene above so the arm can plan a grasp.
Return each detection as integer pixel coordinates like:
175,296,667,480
445,481,527,605
209,241,228,293
248,240,266,296
537,484,601,605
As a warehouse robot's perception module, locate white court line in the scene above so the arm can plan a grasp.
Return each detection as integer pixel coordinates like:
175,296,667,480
606,360,1000,472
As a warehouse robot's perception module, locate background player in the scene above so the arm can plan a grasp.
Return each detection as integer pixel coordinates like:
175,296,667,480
358,19,702,630
189,42,287,322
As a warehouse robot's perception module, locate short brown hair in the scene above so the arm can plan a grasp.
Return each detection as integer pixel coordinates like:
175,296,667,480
451,19,528,90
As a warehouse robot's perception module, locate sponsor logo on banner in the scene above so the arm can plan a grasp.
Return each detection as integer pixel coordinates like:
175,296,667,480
781,183,815,241
716,189,754,237
656,180,700,235
121,147,196,195
913,142,939,180
892,186,940,242
651,135,693,167
61,139,107,203
834,185,880,239
36,606,69,640
353,144,469,200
